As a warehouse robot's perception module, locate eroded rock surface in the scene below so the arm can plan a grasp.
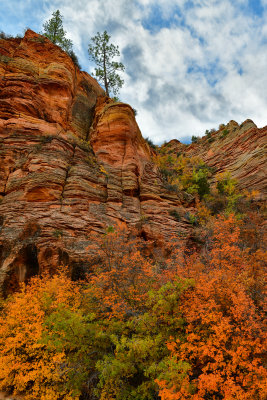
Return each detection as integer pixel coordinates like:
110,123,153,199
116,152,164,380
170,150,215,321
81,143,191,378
0,30,190,293
165,120,267,197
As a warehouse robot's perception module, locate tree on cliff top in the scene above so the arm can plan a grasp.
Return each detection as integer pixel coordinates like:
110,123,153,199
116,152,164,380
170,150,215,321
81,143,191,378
41,10,73,52
88,30,125,97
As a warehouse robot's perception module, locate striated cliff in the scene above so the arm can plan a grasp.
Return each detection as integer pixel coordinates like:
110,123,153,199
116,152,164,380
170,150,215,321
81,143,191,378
165,119,267,197
0,30,191,293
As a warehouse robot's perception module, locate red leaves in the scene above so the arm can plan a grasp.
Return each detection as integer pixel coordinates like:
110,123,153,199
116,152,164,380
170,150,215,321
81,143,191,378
86,228,156,318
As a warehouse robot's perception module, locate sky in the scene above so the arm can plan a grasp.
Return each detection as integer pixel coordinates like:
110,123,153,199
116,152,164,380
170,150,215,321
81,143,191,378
1,0,267,144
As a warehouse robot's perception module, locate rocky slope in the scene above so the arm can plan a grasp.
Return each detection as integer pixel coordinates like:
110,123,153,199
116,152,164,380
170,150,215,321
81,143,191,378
165,120,267,197
0,30,190,294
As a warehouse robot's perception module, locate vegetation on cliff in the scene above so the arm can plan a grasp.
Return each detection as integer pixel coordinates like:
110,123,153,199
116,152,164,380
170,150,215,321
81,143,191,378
88,30,125,97
40,9,81,69
41,10,73,53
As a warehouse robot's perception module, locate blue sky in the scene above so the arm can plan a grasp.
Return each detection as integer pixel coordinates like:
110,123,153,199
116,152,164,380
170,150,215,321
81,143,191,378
1,0,267,144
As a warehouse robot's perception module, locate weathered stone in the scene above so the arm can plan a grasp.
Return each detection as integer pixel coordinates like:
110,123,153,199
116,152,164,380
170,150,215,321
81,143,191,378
166,119,267,198
0,30,189,291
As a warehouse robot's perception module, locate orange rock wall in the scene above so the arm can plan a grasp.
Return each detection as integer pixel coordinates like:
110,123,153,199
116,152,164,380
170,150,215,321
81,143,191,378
0,31,190,293
167,120,267,197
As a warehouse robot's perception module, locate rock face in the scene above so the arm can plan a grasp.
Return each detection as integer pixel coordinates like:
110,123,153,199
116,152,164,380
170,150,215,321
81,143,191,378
166,120,267,198
0,30,190,293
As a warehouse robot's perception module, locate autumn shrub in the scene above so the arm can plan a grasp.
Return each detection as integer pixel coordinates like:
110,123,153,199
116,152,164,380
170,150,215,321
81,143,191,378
157,214,267,400
154,148,254,221
198,171,253,220
80,229,194,399
202,192,227,215
0,269,119,400
0,218,265,400
0,270,87,399
85,228,156,318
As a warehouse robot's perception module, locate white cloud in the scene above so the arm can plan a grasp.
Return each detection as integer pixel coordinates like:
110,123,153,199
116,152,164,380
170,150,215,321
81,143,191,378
1,0,267,143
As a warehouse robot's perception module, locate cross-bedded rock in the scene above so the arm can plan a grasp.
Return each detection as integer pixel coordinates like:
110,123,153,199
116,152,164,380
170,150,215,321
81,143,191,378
0,30,190,293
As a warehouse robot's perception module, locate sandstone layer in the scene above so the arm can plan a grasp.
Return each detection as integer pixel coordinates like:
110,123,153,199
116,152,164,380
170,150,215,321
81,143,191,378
0,30,190,293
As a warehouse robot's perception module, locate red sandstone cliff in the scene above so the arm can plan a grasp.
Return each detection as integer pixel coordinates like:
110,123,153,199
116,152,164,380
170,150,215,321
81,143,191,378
165,120,267,198
0,30,190,293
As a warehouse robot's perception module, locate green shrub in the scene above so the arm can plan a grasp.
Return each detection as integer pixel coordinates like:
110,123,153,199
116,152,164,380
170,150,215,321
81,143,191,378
145,137,156,149
220,129,229,139
0,31,11,39
185,212,198,225
191,135,199,143
208,137,215,143
53,229,63,238
194,168,210,198
164,182,179,193
0,31,22,40
40,135,53,144
169,209,181,221
160,167,175,179
67,50,81,69
112,96,120,102
205,129,211,138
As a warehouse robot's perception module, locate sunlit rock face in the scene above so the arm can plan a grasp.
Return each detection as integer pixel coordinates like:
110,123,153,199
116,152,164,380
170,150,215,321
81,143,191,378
0,30,191,293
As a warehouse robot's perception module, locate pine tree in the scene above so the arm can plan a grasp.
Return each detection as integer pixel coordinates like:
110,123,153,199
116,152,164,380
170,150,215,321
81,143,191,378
88,30,125,97
42,10,73,52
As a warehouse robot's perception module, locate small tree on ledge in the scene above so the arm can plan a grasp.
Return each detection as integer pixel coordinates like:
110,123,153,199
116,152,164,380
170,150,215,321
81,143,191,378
41,10,73,52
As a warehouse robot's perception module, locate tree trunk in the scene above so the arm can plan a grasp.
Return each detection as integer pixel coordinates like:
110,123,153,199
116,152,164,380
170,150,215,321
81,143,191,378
103,46,109,97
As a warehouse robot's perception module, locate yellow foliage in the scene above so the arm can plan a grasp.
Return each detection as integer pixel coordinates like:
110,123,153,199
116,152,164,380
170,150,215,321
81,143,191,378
99,165,108,175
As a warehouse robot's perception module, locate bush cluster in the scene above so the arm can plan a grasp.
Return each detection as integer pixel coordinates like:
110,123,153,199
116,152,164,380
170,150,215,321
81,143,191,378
0,217,265,399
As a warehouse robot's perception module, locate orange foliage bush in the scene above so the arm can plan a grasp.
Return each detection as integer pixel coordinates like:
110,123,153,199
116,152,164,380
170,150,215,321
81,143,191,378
0,270,83,400
0,217,265,400
157,215,267,400
85,228,156,318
